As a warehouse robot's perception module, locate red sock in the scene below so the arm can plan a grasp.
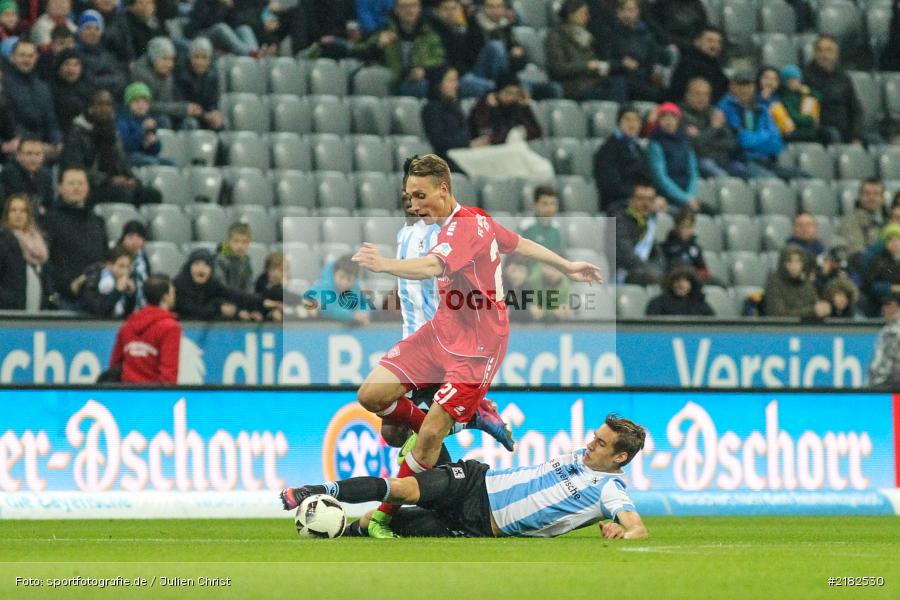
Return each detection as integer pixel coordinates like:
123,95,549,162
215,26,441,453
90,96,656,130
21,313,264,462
378,397,426,432
377,454,431,516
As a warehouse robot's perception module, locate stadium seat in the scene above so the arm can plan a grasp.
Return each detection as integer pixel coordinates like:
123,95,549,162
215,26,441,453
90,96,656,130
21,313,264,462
156,129,187,167
717,178,755,215
695,178,718,211
317,171,357,210
190,204,230,243
795,143,833,180
319,242,354,265
730,285,762,313
759,2,796,35
795,178,839,217
142,166,190,206
757,33,797,70
268,132,313,171
491,212,520,233
320,216,362,246
755,178,797,217
877,146,900,180
268,57,307,95
703,251,730,285
352,66,393,97
363,218,401,246
847,71,884,133
390,97,425,136
760,214,792,251
271,206,309,221
309,59,348,96
722,215,762,252
145,241,184,277
514,0,549,28
616,285,649,318
223,132,270,170
452,173,478,204
271,94,313,135
833,179,862,215
357,172,398,211
181,241,216,257
284,242,322,282
352,135,394,173
229,168,275,209
141,203,181,222
729,251,769,287
245,242,267,275
559,176,598,213
227,56,266,93
815,215,835,245
512,26,546,70
225,93,270,133
868,2,893,65
311,134,353,172
704,285,736,317
568,248,609,279
695,214,723,252
281,216,320,243
186,167,224,204
816,1,865,54
393,136,432,170
546,100,588,138
563,218,604,253
95,203,143,242
832,144,877,180
884,74,900,126
230,205,277,244
722,0,757,54
185,130,218,166
272,170,317,208
149,208,192,245
481,179,522,213
654,210,674,244
311,96,351,135
584,100,619,138
551,137,592,177
349,95,392,136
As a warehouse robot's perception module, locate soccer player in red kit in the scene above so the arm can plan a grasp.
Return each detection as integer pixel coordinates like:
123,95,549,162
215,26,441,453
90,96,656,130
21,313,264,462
283,155,603,537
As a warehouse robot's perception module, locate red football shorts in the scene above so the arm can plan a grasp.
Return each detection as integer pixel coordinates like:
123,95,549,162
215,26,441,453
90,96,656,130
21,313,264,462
379,324,507,423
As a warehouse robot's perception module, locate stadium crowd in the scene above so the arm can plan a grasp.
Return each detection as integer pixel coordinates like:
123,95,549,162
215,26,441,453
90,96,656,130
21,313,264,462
0,0,899,322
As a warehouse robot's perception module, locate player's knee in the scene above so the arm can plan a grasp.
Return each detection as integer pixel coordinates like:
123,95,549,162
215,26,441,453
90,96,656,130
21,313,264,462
387,477,419,503
357,382,380,411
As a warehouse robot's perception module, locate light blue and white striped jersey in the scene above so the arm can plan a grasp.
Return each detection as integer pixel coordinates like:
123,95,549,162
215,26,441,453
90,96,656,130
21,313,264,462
397,220,441,339
486,449,636,538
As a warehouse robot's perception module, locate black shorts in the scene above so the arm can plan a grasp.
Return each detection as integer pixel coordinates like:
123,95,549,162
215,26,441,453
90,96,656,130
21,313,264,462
412,459,494,537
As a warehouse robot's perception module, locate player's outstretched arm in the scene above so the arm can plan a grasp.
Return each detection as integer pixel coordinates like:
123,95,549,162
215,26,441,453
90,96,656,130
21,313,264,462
600,510,649,540
352,243,443,280
513,237,603,285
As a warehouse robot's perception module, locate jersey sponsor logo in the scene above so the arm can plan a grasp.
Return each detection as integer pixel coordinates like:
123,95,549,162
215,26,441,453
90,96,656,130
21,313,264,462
322,403,397,481
451,466,465,479
447,222,457,236
432,243,452,258
124,341,159,358
551,458,582,500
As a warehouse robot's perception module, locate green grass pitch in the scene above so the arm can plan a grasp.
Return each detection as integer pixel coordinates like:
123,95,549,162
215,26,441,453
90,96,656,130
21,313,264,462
1,517,898,599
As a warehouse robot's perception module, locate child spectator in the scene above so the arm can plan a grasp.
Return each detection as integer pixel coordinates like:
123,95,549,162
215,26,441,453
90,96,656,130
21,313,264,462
756,66,795,139
502,254,541,322
133,37,204,130
661,207,710,281
117,220,150,308
646,266,714,316
51,47,94,134
647,103,702,212
215,222,254,293
519,186,563,253
594,104,654,212
174,248,264,321
78,245,137,318
117,82,170,167
822,274,859,319
255,251,309,322
0,193,53,310
175,37,224,131
764,245,832,318
863,224,900,305
307,255,369,324
30,0,76,49
778,65,823,143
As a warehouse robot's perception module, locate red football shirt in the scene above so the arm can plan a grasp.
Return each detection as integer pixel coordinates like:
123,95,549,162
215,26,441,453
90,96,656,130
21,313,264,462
426,204,520,356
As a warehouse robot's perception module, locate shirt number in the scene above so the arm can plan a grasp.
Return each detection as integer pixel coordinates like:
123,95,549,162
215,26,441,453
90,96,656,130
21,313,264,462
490,239,504,300
434,382,458,405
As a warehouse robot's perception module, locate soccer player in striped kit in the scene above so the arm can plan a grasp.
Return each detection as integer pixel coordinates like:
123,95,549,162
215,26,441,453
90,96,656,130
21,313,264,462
283,414,650,539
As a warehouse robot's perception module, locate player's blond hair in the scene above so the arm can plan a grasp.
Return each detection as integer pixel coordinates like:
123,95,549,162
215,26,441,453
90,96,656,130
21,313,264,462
406,154,452,194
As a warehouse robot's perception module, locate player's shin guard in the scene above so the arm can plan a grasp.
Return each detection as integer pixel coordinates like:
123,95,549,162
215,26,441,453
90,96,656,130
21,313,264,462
377,397,426,432
376,452,430,516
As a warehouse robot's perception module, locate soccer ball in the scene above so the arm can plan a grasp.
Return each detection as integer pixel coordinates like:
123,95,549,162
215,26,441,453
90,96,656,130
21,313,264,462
294,494,346,539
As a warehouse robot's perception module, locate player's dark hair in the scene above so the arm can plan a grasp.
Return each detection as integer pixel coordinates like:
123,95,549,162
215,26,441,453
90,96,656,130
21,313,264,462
106,244,134,264
533,185,556,202
674,206,694,227
17,136,45,151
144,274,173,306
605,414,646,466
860,178,884,193
333,254,359,278
617,103,641,123
695,26,723,40
407,154,452,193
227,222,252,238
631,179,655,196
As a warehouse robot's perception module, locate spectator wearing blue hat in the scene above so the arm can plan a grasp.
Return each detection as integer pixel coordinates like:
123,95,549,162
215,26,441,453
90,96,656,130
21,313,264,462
778,64,824,143
77,9,127,99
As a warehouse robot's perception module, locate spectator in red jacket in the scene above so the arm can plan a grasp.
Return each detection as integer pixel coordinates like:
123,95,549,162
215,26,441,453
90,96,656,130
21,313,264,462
108,273,181,384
